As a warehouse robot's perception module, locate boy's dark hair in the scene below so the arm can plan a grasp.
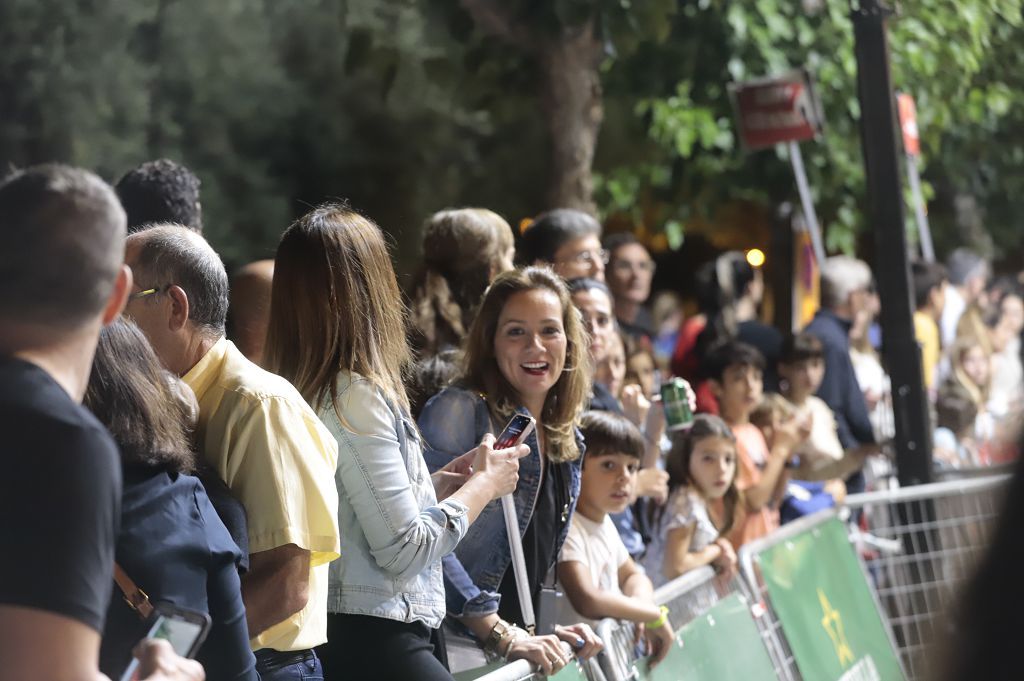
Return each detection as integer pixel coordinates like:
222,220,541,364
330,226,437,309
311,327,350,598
780,332,824,364
703,340,765,382
116,158,203,233
517,208,601,265
579,410,645,461
935,391,978,434
911,261,948,310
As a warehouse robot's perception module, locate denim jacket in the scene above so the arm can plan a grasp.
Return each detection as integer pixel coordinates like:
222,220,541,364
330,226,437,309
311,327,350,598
321,373,469,628
417,387,583,618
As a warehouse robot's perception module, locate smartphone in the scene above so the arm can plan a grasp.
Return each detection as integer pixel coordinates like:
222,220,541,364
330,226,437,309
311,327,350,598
493,413,537,450
119,604,212,681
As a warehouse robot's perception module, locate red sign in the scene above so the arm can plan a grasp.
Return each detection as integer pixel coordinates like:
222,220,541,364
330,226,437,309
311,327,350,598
730,70,824,151
897,93,920,157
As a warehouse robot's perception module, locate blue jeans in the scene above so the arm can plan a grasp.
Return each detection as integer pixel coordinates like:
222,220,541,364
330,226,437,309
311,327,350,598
254,649,323,681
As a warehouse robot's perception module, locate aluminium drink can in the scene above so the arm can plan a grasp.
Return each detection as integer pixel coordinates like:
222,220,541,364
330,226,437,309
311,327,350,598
660,377,694,431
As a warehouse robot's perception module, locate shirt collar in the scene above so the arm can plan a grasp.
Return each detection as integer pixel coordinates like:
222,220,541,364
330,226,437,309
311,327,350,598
182,337,229,401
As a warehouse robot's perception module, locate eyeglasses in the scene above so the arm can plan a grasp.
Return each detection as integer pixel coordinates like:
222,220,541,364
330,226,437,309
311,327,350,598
128,285,168,301
610,259,656,275
558,249,609,267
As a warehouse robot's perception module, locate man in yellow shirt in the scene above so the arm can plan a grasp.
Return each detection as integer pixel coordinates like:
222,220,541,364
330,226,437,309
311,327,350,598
124,225,340,680
912,261,948,392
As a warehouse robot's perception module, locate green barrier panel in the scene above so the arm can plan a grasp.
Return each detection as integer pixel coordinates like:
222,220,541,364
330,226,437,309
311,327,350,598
641,592,777,681
759,517,905,681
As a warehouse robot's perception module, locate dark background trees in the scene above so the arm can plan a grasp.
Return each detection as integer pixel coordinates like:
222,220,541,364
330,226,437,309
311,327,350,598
1,0,1021,277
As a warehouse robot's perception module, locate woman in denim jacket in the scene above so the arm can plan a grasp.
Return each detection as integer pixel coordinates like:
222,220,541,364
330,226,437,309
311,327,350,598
419,267,604,675
264,205,526,681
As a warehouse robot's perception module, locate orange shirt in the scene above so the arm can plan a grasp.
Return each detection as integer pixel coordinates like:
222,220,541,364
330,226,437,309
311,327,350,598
723,423,780,549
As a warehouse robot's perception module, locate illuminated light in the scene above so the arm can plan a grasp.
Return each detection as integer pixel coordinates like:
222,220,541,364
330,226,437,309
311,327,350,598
746,248,766,268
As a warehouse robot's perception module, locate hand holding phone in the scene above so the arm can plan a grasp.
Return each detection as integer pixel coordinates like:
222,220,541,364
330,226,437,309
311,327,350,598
473,415,534,499
120,605,211,681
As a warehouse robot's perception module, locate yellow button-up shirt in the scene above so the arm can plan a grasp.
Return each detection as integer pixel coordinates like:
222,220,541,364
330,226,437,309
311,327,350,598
914,310,940,390
184,338,340,652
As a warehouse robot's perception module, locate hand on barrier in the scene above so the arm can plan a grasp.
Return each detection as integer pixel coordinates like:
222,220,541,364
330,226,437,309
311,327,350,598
645,621,675,669
711,538,738,581
130,639,205,681
554,623,603,660
505,633,572,676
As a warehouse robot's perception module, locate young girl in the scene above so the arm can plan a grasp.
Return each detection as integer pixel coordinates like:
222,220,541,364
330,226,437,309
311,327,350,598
641,415,739,588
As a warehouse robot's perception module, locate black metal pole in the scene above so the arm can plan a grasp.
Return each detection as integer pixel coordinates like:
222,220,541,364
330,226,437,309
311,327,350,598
850,0,933,486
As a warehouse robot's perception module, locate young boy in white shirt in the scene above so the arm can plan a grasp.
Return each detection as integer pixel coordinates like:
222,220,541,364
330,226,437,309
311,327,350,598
557,410,675,668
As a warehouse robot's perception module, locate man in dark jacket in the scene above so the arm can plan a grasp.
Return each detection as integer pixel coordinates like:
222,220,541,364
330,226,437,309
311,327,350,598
805,256,879,494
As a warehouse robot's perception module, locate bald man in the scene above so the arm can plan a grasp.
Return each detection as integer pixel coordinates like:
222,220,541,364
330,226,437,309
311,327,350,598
229,260,275,365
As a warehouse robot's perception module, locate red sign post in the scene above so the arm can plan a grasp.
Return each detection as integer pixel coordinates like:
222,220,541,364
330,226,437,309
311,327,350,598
896,92,934,261
730,70,827,266
730,70,824,151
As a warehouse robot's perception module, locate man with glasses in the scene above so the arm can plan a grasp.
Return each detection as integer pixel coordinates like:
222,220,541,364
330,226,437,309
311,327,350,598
604,234,657,344
517,208,606,282
123,225,339,681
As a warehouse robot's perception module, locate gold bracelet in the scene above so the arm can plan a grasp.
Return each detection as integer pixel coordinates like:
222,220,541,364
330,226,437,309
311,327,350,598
645,605,670,630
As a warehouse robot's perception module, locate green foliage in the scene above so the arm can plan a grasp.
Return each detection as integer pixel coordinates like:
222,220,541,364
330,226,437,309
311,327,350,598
596,0,1024,258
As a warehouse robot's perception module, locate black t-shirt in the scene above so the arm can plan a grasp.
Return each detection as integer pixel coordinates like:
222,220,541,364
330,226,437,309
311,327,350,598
0,357,121,632
497,459,570,627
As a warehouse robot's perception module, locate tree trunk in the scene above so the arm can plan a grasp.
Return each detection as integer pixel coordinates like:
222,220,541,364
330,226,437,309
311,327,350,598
537,21,604,214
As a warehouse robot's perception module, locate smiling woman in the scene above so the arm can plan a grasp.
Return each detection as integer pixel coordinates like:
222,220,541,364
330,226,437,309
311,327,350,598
417,267,605,675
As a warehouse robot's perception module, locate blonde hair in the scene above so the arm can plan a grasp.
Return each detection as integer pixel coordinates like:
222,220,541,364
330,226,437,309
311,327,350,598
750,393,797,429
460,266,590,463
950,339,990,408
410,208,514,356
264,204,411,413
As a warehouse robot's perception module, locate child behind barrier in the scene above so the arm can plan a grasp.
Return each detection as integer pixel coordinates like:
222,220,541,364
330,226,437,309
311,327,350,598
557,411,675,669
641,414,739,588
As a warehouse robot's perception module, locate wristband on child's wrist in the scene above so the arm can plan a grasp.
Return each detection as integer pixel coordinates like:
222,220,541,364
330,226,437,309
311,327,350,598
645,605,669,630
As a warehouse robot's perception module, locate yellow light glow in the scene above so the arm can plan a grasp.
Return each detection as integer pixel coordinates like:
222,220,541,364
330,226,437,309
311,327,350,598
746,248,766,268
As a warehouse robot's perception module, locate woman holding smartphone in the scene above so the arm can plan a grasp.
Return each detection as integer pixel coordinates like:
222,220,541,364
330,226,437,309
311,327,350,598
84,319,256,681
263,204,525,681
418,267,603,675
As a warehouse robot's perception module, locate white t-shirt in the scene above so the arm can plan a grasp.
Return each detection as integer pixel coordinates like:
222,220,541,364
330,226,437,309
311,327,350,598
557,513,630,627
640,488,718,589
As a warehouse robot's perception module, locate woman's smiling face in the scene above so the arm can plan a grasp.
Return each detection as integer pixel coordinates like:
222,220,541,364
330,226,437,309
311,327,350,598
493,288,568,409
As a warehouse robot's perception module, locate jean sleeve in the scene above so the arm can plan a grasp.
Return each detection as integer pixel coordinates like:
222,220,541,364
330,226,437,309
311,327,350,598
442,553,500,618
333,381,469,581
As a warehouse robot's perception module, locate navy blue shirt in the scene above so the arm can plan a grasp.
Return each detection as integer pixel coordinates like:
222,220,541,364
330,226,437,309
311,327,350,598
804,309,875,449
99,466,257,681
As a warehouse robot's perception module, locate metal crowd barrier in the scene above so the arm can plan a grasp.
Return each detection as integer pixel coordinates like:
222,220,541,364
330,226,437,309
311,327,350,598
736,511,837,681
842,474,1010,680
461,641,582,681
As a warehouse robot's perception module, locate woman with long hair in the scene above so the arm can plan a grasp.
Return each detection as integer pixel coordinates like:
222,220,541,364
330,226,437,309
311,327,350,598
418,266,604,675
84,319,256,681
263,204,524,681
409,208,515,357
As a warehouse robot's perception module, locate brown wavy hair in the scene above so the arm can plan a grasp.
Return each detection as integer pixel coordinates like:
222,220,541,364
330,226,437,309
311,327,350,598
409,208,514,356
460,266,590,463
83,318,195,473
264,203,412,413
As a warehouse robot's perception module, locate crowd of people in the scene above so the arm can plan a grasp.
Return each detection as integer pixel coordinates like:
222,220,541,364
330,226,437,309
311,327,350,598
1,158,1018,681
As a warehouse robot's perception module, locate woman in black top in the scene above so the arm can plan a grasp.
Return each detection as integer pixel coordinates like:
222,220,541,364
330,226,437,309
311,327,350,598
84,319,256,681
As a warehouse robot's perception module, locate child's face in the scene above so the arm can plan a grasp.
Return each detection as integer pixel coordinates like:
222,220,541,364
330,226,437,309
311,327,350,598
779,357,824,399
961,347,989,387
688,436,736,500
625,352,657,397
713,363,763,422
578,452,639,519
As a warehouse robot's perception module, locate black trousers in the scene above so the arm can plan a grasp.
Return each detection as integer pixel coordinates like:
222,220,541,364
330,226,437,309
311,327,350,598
316,613,452,681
